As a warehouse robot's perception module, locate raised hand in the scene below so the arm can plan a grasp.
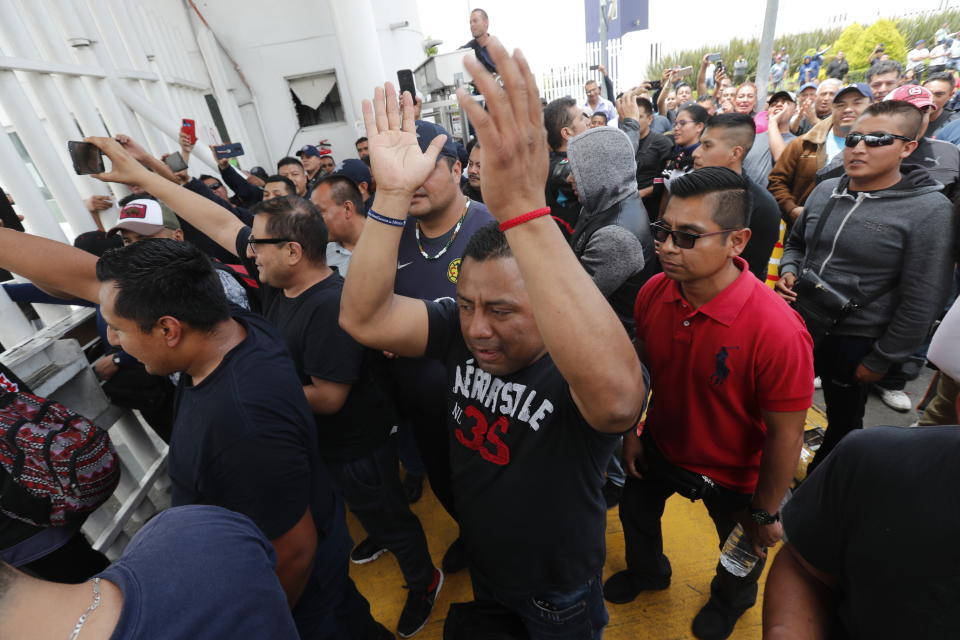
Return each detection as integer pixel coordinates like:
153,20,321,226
115,134,150,163
456,38,548,223
86,136,152,186
617,88,641,122
362,84,445,203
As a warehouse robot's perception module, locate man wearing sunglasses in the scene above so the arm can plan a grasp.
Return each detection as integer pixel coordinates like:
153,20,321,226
606,167,813,640
778,100,956,472
769,84,873,228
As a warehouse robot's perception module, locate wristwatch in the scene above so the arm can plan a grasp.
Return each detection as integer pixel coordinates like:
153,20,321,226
750,508,780,525
112,353,122,367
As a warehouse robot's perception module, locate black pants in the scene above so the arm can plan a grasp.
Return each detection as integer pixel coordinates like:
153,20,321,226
619,450,762,611
402,398,457,520
325,441,434,591
809,335,875,473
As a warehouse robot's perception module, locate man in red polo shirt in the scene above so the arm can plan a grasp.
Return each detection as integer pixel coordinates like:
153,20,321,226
603,167,813,640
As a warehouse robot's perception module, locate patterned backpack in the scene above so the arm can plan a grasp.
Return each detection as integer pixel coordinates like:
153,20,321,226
0,391,120,527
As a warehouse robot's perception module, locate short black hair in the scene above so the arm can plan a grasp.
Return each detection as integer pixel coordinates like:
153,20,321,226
263,174,296,194
591,112,609,124
670,167,752,228
467,138,482,155
355,136,368,146
704,113,757,154
198,174,219,183
118,193,156,207
697,94,716,106
95,238,230,333
316,175,366,217
861,100,924,139
678,104,710,125
923,71,956,87
464,221,512,263
544,97,578,150
276,156,304,171
636,97,655,116
866,59,903,81
250,195,328,264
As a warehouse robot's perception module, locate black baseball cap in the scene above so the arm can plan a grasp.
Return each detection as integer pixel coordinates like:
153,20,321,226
415,120,460,160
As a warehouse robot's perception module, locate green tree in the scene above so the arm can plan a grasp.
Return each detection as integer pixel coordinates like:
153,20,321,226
833,22,867,69
854,19,907,74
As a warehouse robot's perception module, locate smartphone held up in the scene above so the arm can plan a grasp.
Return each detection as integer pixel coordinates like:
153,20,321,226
67,141,105,175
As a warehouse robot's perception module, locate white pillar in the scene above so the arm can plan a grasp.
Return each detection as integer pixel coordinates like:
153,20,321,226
329,0,388,122
192,24,262,167
0,59,94,235
0,0,107,215
111,79,219,173
0,286,35,349
0,131,66,242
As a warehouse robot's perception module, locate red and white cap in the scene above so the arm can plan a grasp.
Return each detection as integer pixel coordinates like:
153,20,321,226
108,199,181,235
884,84,937,111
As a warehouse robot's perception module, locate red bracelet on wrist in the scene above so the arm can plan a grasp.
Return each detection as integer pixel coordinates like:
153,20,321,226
498,207,551,232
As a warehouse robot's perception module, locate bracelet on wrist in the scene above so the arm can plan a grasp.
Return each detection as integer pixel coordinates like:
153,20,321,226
367,209,406,228
498,207,551,232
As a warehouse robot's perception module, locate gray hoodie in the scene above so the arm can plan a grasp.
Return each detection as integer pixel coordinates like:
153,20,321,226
781,171,955,372
567,126,654,331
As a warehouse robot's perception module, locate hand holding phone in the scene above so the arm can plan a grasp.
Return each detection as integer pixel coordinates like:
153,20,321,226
68,141,105,175
397,70,416,101
213,143,245,159
707,53,722,63
180,119,197,146
164,151,188,173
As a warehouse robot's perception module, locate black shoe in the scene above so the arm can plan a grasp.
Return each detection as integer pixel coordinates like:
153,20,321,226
603,570,670,604
350,537,387,565
602,480,623,509
691,598,749,640
404,473,424,504
397,567,443,637
441,537,468,574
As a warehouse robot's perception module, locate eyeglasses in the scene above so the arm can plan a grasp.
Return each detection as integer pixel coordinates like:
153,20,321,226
650,221,740,249
247,235,291,254
674,119,694,128
206,181,222,190
844,132,914,148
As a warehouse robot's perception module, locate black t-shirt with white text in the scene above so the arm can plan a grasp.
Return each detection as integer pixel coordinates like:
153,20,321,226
425,297,621,595
237,228,393,462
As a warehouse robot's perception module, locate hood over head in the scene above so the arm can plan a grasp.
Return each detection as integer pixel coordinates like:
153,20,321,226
566,126,638,215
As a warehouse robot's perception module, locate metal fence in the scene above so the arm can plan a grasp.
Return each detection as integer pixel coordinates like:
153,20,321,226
538,38,622,104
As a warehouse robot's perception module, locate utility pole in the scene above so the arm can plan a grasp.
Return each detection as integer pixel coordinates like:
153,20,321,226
599,0,610,98
755,0,779,95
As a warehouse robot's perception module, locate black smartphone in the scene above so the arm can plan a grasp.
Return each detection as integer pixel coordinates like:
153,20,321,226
589,64,600,70
67,141,105,175
397,69,416,100
213,142,245,159
716,61,724,74
164,151,188,173
648,80,662,91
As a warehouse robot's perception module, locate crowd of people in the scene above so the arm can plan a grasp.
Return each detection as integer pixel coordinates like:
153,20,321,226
0,7,958,640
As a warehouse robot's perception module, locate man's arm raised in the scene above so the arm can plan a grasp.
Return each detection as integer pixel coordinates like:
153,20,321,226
0,229,100,303
339,85,447,357
88,137,245,257
457,40,646,434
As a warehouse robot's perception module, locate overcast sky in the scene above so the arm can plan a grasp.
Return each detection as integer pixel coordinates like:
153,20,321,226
415,0,960,86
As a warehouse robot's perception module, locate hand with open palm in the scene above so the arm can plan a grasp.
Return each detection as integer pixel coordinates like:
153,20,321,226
362,85,446,210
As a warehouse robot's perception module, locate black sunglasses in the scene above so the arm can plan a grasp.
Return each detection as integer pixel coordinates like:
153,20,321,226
247,236,291,253
650,221,739,250
206,181,223,190
844,132,914,148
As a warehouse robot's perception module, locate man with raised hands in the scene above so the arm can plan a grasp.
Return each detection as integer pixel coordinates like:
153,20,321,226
339,40,647,638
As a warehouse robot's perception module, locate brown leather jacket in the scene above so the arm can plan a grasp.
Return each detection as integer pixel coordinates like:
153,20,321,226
767,116,835,222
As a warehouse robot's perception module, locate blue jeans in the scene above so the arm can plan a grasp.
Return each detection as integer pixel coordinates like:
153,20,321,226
470,573,608,639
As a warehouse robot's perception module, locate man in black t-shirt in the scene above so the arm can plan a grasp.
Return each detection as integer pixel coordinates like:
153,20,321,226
543,97,590,234
764,426,960,639
342,43,647,638
460,9,496,75
692,113,780,281
633,97,674,217
105,157,442,636
0,227,391,640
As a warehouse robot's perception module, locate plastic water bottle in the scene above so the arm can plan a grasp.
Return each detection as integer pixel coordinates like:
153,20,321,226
719,524,762,577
